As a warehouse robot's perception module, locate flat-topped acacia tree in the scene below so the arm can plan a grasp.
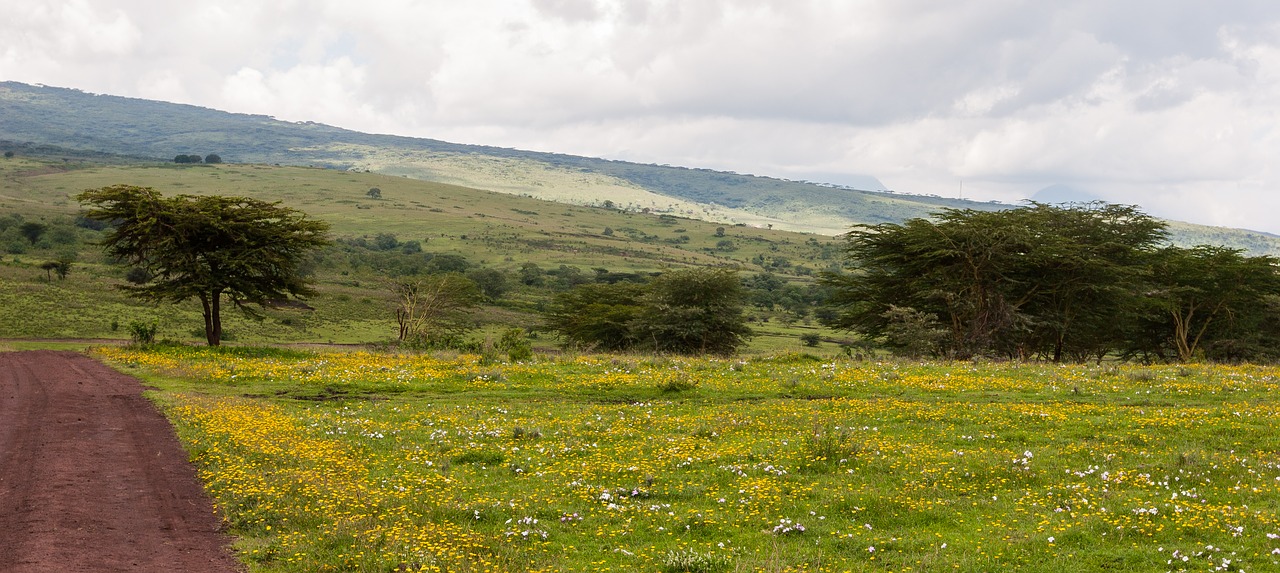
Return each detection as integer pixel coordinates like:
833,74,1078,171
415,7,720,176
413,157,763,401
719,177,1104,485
77,185,330,345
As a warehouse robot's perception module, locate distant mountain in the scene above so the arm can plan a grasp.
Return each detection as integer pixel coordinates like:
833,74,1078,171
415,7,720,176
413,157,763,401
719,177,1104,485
0,81,1005,234
2,81,1278,255
1030,184,1105,205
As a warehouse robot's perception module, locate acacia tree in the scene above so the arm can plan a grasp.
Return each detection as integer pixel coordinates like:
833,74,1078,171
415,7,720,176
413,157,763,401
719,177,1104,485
822,203,1167,360
1008,203,1166,361
1141,245,1280,362
544,282,646,351
631,267,753,356
545,267,753,355
77,185,330,345
823,209,1035,359
392,274,480,346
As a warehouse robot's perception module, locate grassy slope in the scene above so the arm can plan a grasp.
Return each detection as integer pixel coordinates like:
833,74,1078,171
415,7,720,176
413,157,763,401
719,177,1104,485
5,81,1277,254
0,157,840,350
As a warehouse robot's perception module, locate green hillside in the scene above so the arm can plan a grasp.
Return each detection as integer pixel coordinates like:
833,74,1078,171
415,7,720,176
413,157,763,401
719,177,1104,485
0,81,1005,234
2,80,1277,254
0,156,839,349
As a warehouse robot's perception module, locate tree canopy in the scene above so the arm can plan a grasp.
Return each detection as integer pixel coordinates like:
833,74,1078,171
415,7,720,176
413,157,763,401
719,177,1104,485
546,267,753,355
822,202,1280,362
77,185,330,345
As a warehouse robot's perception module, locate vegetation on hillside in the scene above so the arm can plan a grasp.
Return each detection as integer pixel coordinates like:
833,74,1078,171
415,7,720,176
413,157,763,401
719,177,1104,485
0,157,837,351
7,80,1279,253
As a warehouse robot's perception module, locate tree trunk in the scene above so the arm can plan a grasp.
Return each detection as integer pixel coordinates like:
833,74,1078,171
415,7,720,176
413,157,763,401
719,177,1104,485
201,291,223,346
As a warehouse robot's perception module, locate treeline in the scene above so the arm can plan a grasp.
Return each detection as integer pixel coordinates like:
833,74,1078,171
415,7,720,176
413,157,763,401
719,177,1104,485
821,202,1280,363
173,154,222,164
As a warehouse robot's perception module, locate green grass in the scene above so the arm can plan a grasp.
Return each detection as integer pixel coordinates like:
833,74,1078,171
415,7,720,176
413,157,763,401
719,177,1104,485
101,345,1280,572
0,157,844,351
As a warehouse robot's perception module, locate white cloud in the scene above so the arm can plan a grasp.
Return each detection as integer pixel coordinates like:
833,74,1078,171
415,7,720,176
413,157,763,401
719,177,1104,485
5,1,1280,232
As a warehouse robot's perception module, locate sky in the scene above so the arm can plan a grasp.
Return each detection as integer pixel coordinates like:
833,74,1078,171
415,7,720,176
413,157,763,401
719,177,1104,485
4,1,1280,233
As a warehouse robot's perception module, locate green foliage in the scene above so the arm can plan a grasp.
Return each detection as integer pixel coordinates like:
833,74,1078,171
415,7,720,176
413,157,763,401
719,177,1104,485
1127,245,1280,362
497,327,533,361
18,221,46,245
548,268,754,355
881,305,947,358
77,185,331,346
825,202,1280,363
467,268,508,300
127,320,157,344
631,267,754,356
546,282,646,351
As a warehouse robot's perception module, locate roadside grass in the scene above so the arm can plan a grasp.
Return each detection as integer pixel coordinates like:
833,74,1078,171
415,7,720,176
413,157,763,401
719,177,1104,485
99,345,1280,572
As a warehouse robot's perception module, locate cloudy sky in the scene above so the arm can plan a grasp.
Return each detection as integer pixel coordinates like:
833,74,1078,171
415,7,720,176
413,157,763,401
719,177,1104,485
5,1,1280,232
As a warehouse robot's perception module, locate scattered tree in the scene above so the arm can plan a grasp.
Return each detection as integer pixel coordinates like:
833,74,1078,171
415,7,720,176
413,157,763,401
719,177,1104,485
1140,246,1280,362
367,187,382,199
467,268,509,300
519,262,546,286
392,274,481,345
19,222,46,245
545,283,646,351
204,154,223,164
4,151,13,159
39,260,59,281
631,267,753,356
77,185,330,345
53,252,75,280
426,253,470,274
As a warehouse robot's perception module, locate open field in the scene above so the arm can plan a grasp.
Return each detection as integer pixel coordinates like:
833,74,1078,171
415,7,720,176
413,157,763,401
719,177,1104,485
99,345,1280,572
0,156,842,350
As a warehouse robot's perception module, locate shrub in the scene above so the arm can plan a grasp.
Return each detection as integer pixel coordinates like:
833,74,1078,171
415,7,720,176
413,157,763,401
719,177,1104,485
498,328,533,361
128,320,158,344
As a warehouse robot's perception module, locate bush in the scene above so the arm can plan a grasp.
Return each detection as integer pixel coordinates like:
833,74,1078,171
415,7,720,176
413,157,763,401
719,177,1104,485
498,328,533,361
128,320,158,344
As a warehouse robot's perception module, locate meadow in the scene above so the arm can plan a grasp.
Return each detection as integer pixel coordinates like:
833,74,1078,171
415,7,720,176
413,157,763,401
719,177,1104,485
0,156,839,349
98,345,1280,573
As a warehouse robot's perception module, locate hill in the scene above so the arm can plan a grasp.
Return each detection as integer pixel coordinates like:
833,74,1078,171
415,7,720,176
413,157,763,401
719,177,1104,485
2,81,1279,256
0,155,840,348
0,81,1004,235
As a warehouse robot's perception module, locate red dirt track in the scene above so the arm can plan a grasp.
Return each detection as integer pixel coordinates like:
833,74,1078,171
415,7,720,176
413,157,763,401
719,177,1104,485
0,351,241,572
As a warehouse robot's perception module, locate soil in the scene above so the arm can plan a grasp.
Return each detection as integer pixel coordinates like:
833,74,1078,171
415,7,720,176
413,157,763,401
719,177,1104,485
0,350,242,572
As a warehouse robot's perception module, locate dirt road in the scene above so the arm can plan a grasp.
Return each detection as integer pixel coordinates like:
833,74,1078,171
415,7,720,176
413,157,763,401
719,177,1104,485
0,351,241,572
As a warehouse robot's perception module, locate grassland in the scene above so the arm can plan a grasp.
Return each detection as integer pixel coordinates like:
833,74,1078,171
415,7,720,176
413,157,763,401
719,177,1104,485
0,157,841,350
98,345,1280,572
